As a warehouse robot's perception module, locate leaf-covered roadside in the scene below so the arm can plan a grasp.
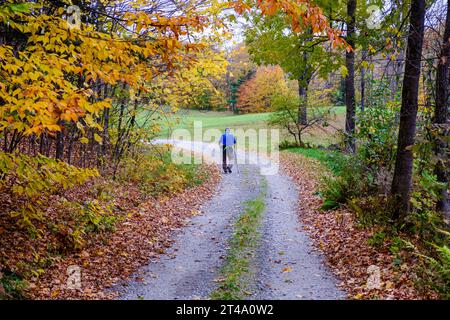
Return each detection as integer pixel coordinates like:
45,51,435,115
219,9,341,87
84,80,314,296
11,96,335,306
280,152,440,300
0,161,220,300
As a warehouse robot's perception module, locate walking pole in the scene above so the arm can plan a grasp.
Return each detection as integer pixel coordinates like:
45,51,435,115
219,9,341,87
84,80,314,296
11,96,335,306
234,145,240,174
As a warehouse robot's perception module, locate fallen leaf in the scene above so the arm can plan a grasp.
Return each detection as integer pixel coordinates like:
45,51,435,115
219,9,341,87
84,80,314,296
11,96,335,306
385,281,394,289
282,266,293,273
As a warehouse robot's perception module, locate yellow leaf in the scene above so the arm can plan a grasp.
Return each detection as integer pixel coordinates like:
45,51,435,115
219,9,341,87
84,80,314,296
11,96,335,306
12,88,21,97
339,65,348,78
29,72,39,81
76,122,85,132
51,290,60,298
94,133,102,144
45,124,61,132
79,137,89,144
385,281,394,289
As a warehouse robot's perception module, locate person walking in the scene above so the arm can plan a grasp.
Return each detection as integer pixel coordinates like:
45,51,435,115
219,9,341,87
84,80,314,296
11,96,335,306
219,128,237,174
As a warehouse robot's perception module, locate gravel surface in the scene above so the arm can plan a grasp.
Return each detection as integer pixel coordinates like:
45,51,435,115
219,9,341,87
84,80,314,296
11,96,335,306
116,166,261,299
117,141,346,300
250,172,345,299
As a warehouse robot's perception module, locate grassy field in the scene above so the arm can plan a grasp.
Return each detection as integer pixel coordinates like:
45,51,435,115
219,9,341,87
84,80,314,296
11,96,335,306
154,106,346,147
156,110,272,138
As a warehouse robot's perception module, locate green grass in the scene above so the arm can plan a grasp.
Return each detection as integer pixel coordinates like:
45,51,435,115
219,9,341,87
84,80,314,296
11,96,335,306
210,178,267,300
286,147,347,175
0,271,28,300
152,106,346,142
156,110,272,138
287,147,364,211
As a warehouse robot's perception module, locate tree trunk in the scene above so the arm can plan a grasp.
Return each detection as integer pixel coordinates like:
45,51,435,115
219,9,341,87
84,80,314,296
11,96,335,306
345,0,356,152
297,30,312,126
298,80,308,125
55,121,64,160
68,138,73,165
434,0,450,217
435,1,450,125
100,83,109,164
391,0,426,218
361,49,367,112
39,134,45,155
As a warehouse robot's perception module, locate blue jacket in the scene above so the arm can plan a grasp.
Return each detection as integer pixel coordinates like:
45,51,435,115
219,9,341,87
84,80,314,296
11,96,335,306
220,133,236,147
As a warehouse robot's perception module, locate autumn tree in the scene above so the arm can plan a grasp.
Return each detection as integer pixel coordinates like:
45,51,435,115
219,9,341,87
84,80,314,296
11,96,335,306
245,14,341,123
0,0,226,230
0,0,221,159
236,65,291,113
226,44,256,112
158,46,229,111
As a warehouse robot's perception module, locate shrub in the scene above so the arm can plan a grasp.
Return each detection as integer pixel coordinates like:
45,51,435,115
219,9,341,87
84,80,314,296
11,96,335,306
52,199,119,250
430,244,450,298
115,146,207,196
414,242,450,299
355,105,399,184
279,140,303,150
0,152,98,237
320,156,368,210
0,271,28,300
367,231,387,247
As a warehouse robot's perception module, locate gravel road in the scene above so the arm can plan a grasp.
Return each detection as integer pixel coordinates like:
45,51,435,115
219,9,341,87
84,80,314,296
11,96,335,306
116,141,346,300
251,173,345,299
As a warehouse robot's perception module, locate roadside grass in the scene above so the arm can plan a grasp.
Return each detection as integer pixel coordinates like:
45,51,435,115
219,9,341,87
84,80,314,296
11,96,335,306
210,178,267,300
285,147,353,210
285,147,348,175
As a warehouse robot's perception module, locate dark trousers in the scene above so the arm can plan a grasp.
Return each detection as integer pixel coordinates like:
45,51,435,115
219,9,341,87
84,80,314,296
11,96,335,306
222,146,228,171
222,146,234,172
